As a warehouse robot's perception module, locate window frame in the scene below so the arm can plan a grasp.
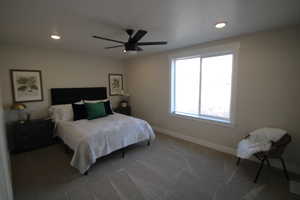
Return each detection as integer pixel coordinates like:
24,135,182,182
169,43,239,126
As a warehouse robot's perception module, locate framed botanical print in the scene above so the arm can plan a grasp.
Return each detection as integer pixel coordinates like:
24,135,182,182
10,69,44,103
109,73,123,96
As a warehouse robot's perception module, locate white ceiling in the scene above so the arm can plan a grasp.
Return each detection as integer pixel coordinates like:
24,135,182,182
0,0,299,59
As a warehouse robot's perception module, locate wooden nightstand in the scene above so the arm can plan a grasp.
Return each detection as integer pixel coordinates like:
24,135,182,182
6,119,55,153
114,106,131,116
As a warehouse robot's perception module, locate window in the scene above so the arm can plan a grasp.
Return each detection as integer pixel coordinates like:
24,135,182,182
170,53,235,124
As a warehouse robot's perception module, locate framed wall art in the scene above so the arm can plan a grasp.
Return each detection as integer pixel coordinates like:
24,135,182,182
108,73,123,96
10,69,44,103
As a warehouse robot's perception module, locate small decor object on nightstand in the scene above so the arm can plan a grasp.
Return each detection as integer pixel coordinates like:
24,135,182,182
10,103,30,124
115,99,131,116
120,100,129,108
10,69,43,103
115,104,131,116
114,90,131,115
109,73,123,96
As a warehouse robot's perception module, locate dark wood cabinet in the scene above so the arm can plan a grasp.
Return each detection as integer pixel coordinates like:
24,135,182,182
114,106,131,116
6,119,55,153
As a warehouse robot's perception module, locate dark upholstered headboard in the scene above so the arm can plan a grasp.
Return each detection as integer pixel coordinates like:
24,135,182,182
51,87,107,105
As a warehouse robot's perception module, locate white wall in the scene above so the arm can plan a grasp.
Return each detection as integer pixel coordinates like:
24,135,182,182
0,88,13,200
0,45,125,121
125,26,300,168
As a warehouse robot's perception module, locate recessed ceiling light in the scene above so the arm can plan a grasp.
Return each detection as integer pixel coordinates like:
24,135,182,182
215,22,227,29
50,35,61,40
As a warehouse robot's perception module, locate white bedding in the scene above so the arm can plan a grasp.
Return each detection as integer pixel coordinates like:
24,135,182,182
56,113,155,174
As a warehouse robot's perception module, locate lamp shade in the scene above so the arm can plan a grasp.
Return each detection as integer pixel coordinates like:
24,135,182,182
11,103,26,110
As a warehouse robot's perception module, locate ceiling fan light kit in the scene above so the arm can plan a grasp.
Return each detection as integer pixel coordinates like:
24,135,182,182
93,29,167,53
215,22,227,29
50,35,61,40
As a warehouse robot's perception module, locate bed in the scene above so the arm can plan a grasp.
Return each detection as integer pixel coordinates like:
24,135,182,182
50,87,155,174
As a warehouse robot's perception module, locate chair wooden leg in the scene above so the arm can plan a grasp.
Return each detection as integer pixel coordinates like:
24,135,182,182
236,157,241,166
254,159,265,183
280,157,289,180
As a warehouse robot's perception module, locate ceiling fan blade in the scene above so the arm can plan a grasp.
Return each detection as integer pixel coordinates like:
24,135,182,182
105,45,124,49
130,30,147,43
93,35,125,44
138,41,168,46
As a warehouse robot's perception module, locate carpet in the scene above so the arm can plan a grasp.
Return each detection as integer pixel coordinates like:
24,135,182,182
11,133,295,200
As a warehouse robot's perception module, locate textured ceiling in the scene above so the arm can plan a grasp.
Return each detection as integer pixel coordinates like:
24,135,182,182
0,0,299,59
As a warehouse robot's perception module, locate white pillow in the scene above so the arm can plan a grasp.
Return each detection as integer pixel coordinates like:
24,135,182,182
60,107,74,121
49,101,83,122
49,107,61,122
74,100,84,105
84,99,109,103
49,104,72,122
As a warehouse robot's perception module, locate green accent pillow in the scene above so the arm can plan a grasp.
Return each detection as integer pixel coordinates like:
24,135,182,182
85,102,107,120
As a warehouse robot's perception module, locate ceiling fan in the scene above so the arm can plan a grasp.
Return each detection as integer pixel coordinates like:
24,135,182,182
93,29,167,52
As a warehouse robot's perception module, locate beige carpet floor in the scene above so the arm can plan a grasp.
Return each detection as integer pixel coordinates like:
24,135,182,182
11,133,296,200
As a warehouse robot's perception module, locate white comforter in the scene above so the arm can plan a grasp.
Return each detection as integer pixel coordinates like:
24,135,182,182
56,113,155,174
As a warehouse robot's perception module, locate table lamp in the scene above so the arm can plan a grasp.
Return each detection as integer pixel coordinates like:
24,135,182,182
120,90,130,107
11,103,28,123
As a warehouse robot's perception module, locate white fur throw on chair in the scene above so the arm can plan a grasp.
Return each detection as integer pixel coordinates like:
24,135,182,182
237,127,287,159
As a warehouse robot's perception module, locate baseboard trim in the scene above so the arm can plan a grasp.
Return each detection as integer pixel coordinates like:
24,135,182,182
153,126,236,155
153,126,300,175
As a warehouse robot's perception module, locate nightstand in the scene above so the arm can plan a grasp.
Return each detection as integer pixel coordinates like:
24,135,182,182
6,119,55,153
114,106,131,116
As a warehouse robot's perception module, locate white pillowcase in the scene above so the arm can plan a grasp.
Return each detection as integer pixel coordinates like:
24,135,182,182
49,101,83,122
84,99,109,103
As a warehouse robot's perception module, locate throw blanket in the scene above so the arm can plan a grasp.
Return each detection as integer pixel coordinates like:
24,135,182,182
237,127,287,159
